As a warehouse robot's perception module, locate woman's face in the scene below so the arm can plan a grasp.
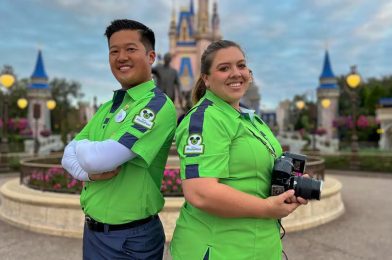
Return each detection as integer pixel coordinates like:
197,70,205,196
203,46,251,109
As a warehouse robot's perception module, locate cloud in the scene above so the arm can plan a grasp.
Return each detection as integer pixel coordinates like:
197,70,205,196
354,1,392,41
1,0,391,110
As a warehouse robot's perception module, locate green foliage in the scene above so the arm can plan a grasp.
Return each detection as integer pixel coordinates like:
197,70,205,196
8,155,21,171
337,75,392,116
49,78,84,142
324,154,392,173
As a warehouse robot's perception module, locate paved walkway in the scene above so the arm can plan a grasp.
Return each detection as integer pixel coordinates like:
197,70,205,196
0,171,391,260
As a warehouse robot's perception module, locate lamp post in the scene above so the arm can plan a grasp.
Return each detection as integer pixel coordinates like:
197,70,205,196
0,70,15,154
345,65,361,153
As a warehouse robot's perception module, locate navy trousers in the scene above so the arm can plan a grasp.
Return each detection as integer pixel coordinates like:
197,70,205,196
83,216,165,260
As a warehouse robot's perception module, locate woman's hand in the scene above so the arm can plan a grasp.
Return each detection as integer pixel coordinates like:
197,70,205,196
88,167,121,181
284,173,310,205
265,190,304,219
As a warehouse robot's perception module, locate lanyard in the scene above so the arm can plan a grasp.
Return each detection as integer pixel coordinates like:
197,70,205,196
241,114,277,159
247,127,277,159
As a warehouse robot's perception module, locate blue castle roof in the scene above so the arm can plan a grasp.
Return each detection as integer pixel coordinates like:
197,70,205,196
30,50,49,89
318,50,337,89
320,50,335,78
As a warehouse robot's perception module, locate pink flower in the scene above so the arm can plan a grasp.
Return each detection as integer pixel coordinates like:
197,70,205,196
356,115,369,128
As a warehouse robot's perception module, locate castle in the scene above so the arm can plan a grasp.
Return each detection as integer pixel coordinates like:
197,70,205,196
168,0,222,94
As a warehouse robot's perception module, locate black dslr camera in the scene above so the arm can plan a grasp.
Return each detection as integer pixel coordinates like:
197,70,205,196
271,152,323,200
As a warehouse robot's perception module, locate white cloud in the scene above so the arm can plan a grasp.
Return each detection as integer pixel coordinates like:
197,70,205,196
354,1,392,41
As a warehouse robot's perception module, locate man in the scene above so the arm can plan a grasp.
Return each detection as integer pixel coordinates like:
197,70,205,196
152,52,182,105
61,19,177,259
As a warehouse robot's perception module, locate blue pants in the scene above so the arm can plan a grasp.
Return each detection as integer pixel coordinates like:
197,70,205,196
83,216,165,260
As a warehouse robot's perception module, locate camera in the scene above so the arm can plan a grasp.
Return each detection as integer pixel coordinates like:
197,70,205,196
271,152,323,200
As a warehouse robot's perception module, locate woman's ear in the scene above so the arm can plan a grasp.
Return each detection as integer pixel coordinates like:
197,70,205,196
202,74,209,88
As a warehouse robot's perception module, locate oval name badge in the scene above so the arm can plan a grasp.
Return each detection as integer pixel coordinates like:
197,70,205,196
115,109,127,122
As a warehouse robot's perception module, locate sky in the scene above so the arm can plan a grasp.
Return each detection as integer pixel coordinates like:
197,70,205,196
1,0,391,109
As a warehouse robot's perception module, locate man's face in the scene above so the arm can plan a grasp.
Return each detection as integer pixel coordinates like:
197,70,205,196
109,30,156,88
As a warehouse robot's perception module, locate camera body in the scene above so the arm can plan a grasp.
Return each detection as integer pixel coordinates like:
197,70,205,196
271,152,322,200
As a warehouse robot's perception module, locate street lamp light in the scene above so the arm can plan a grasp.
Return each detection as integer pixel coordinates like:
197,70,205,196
345,65,361,153
0,71,15,154
17,98,28,109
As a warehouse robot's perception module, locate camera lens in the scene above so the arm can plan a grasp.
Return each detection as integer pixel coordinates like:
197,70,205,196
292,176,323,200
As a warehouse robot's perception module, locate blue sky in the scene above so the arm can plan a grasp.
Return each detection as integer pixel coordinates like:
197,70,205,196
1,0,391,109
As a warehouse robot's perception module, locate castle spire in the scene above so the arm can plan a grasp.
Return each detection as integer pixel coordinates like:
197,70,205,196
30,49,49,89
211,0,221,40
195,0,211,39
169,2,177,53
318,50,337,89
190,0,194,15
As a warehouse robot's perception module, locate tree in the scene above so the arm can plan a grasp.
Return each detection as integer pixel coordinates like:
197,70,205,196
49,78,84,143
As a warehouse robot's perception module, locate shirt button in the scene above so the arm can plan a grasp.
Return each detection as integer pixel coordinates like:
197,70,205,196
84,187,87,190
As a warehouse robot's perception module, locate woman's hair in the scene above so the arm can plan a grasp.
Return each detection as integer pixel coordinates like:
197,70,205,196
191,40,244,104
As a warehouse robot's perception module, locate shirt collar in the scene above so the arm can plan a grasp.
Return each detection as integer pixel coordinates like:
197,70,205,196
203,90,241,118
112,80,156,101
239,107,256,122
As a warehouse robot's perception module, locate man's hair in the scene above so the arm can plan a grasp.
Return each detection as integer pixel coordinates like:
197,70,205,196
104,19,155,51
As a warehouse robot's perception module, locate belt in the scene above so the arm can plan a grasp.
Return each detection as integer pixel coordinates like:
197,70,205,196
85,215,157,232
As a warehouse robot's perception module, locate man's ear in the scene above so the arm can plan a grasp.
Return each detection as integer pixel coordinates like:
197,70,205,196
148,50,156,65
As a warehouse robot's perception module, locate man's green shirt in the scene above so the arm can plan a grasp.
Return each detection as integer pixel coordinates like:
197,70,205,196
75,80,176,224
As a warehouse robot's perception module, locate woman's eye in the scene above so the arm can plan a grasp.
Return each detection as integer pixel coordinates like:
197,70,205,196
238,63,247,69
218,66,229,72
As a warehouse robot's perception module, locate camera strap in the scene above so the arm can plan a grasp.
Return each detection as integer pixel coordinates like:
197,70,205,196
247,127,277,159
240,111,277,159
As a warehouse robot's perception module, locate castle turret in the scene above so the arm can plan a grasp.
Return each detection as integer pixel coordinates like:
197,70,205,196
211,1,222,41
195,0,210,40
27,50,53,138
316,50,340,139
30,50,48,89
169,5,177,54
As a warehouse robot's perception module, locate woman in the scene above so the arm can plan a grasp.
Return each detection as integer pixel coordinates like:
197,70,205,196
170,40,308,260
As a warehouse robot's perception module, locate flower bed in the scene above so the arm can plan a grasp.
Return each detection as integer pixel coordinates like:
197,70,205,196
161,166,182,196
25,165,183,196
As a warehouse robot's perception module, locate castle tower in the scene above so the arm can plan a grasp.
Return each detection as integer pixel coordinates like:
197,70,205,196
27,50,52,138
211,1,222,41
195,0,210,39
316,50,340,139
169,5,177,54
194,0,212,77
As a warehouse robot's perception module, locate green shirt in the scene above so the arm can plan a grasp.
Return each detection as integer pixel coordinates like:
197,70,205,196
171,90,283,260
75,80,177,224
